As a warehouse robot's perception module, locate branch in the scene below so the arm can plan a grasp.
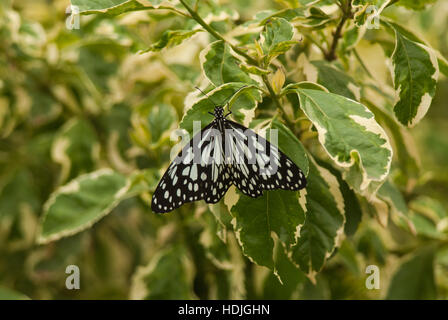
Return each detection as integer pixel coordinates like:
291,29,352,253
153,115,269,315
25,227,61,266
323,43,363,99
325,1,352,61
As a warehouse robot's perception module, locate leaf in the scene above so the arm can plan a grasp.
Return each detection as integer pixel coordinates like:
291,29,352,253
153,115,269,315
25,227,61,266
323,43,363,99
410,196,447,221
307,60,361,100
0,170,40,221
37,169,130,244
358,227,387,265
261,18,296,65
226,187,305,272
147,103,177,145
200,41,254,87
396,0,437,10
389,26,439,127
180,82,262,134
265,120,309,177
52,118,100,183
129,245,194,299
294,6,332,29
374,178,415,230
71,0,173,15
316,160,362,237
386,246,437,299
407,196,447,239
289,160,345,281
364,100,420,182
271,69,286,95
262,244,306,299
239,63,271,76
383,19,448,78
200,209,232,270
0,287,29,300
409,212,445,240
292,87,393,194
141,29,202,53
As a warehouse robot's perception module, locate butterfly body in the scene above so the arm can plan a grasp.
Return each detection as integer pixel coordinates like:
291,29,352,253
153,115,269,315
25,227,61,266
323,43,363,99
151,105,306,213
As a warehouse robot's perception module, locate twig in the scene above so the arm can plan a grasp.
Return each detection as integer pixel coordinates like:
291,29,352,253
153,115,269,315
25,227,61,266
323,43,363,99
325,1,352,61
262,74,295,129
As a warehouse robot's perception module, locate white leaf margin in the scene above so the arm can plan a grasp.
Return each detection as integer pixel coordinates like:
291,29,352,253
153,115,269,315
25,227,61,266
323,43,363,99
37,169,130,245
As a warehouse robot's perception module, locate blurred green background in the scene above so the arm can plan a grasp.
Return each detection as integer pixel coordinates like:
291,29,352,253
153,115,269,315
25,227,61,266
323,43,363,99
0,0,447,299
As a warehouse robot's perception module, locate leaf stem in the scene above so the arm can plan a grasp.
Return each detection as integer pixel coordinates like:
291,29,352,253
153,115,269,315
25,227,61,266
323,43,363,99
262,74,294,128
353,48,374,79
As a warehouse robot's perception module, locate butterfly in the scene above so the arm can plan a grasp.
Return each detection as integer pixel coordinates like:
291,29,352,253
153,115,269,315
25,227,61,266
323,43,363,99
151,87,307,213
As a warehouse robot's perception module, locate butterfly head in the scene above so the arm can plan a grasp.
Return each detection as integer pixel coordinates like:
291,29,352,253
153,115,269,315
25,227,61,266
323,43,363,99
213,106,225,118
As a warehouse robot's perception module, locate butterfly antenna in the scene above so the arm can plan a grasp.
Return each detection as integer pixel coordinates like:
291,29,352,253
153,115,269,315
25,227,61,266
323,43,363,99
194,86,218,106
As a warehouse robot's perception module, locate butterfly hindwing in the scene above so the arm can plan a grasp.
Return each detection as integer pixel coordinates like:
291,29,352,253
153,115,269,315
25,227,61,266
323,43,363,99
224,120,307,197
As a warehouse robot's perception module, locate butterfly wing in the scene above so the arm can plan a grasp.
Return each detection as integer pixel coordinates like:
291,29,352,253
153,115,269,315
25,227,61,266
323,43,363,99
224,119,307,198
151,122,232,213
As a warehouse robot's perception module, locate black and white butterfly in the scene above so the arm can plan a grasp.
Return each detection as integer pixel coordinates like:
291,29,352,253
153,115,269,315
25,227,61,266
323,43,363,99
151,89,307,213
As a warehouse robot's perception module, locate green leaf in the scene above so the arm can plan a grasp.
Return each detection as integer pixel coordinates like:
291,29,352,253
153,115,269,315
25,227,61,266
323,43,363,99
396,0,437,10
180,83,262,134
289,160,345,280
410,196,447,221
375,179,415,230
0,287,29,300
201,41,254,87
265,120,309,177
409,212,445,240
308,60,361,100
389,26,439,127
316,160,362,237
0,170,40,221
261,18,296,65
364,100,420,182
382,19,448,78
37,169,130,244
239,64,271,76
377,179,408,217
358,227,387,265
386,246,437,299
408,196,447,239
262,244,306,299
130,245,194,299
52,118,100,183
147,103,177,145
71,0,172,15
141,29,202,53
293,88,392,194
200,209,232,270
226,188,305,272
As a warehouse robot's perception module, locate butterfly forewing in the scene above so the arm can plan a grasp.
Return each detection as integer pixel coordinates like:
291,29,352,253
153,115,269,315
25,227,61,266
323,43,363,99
151,123,232,213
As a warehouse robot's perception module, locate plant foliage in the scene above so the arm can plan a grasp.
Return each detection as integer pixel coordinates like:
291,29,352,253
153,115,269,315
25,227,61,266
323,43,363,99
0,0,447,299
